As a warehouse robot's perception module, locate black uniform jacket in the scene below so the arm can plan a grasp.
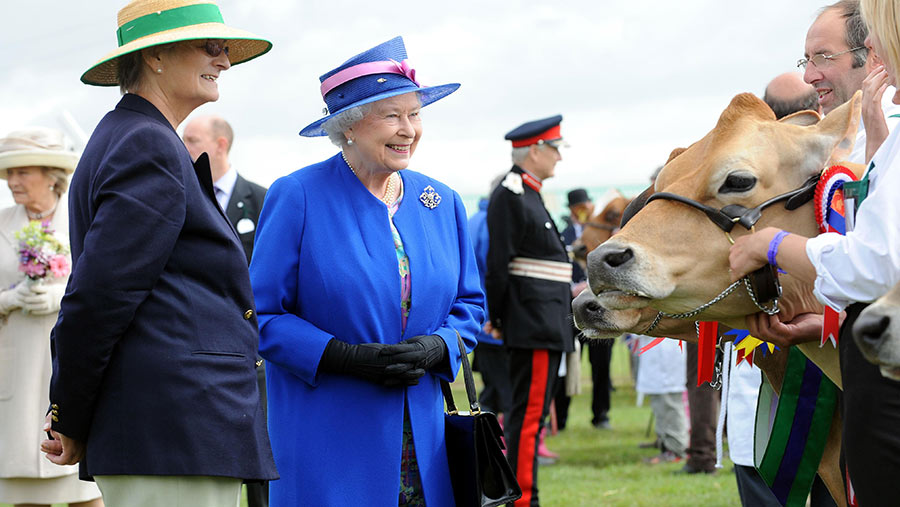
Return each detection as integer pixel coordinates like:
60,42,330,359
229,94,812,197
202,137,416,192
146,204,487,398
485,166,574,351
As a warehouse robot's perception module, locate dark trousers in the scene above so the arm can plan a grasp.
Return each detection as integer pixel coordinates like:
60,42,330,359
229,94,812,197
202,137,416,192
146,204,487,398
505,347,561,507
588,339,612,425
247,362,269,507
684,341,720,471
474,342,512,415
734,464,781,506
839,303,900,507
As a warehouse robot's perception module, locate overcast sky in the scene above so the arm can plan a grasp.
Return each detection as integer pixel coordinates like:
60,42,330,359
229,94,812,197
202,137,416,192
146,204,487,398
2,0,828,210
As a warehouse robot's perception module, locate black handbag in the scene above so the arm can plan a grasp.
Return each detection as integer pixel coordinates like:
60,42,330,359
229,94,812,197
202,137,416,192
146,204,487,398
442,334,522,507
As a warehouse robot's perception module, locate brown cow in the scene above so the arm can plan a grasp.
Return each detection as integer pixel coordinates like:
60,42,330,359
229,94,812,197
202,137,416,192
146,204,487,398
571,192,632,268
573,91,864,505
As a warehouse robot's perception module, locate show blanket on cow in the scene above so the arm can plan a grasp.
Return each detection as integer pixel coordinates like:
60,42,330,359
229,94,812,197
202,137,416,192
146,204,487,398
249,154,484,506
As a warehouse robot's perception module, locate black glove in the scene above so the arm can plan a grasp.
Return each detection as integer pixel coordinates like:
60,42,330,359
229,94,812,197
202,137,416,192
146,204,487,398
319,339,425,386
382,334,447,371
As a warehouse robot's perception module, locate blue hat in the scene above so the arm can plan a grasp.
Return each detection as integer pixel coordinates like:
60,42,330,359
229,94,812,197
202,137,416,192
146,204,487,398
299,36,460,137
505,115,568,148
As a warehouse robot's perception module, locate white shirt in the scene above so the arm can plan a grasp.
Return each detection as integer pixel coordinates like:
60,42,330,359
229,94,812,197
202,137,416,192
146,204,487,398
635,336,686,394
807,95,900,311
213,165,238,211
721,343,763,466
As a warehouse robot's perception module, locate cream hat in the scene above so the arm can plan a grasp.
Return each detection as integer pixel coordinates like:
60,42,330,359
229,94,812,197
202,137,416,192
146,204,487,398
0,127,78,179
82,0,272,86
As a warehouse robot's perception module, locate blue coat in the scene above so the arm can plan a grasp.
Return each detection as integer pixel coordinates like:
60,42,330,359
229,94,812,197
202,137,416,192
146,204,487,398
49,94,277,481
250,154,484,506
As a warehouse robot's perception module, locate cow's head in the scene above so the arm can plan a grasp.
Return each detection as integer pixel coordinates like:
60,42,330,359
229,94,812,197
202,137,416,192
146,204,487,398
853,281,900,380
576,91,861,333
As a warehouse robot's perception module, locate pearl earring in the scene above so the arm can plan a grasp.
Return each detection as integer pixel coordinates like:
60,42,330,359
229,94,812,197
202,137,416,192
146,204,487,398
346,138,354,145
156,68,162,74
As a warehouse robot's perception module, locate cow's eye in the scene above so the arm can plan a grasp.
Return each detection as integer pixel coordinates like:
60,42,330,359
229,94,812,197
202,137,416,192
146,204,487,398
719,173,756,193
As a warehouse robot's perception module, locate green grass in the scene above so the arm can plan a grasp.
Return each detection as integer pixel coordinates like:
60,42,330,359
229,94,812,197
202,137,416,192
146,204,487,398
11,340,739,507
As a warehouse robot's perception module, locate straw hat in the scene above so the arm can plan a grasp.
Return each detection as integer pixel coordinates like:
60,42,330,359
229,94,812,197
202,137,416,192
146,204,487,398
0,127,78,179
300,36,459,137
82,0,272,86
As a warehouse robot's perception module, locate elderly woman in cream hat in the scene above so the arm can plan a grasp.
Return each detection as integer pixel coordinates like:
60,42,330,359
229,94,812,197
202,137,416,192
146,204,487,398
40,1,277,505
250,36,484,506
0,127,102,507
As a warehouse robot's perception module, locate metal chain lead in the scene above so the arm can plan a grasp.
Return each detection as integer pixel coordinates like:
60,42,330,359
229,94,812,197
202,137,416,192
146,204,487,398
641,275,780,335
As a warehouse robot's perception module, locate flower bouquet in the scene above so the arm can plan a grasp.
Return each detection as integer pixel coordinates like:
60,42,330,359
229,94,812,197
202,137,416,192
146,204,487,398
14,220,70,281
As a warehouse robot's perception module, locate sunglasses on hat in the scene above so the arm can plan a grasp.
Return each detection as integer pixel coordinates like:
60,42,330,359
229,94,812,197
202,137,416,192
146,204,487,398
198,39,229,58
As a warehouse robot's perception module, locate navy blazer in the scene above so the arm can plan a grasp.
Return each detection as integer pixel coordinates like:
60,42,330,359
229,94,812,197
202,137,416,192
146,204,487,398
49,94,277,481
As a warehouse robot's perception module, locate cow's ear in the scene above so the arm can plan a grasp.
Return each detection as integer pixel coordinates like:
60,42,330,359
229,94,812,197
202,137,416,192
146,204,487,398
666,147,687,164
816,90,862,165
780,110,821,126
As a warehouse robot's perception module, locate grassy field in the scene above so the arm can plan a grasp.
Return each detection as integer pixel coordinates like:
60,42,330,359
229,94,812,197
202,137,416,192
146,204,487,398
10,340,741,507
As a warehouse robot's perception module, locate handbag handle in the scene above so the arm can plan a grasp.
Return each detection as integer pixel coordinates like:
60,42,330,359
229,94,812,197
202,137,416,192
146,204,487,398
441,331,481,415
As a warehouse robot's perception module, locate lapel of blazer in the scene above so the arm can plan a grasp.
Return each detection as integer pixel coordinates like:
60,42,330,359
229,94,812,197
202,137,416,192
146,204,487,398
194,153,240,242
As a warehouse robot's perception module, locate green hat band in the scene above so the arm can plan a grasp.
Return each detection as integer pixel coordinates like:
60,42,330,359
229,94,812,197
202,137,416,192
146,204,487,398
116,3,224,46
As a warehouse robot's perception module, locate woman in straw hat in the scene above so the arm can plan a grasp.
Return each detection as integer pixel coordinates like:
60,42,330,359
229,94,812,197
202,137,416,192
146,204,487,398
39,1,277,505
249,36,484,506
0,127,102,507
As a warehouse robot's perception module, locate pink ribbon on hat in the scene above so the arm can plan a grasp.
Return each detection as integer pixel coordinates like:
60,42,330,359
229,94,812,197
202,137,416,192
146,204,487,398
319,59,419,97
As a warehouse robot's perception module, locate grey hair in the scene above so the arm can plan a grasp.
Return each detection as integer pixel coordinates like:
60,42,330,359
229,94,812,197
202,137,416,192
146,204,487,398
824,0,869,68
322,104,372,146
42,167,69,197
510,144,549,164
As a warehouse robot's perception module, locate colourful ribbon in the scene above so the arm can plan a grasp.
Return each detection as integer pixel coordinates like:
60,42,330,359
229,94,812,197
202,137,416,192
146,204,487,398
697,321,718,386
320,59,419,97
754,347,839,506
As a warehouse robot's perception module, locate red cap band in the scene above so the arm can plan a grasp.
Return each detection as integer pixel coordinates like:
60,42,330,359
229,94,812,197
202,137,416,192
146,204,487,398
511,125,562,148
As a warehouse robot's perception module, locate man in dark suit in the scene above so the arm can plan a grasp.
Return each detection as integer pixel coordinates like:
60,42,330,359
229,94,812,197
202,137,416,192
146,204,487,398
183,114,269,507
486,115,574,507
44,94,277,498
183,115,267,262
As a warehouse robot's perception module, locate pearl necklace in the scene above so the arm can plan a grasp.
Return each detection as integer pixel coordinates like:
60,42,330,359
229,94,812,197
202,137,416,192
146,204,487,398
26,198,58,221
341,151,399,205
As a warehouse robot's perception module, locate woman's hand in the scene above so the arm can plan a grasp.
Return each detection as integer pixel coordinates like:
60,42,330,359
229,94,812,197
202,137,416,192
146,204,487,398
41,413,85,466
729,227,779,281
862,65,891,163
383,334,447,371
0,280,32,313
744,311,824,348
21,283,63,315
318,339,425,386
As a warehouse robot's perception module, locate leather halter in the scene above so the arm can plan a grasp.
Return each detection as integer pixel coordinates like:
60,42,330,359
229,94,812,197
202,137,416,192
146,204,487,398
644,174,820,234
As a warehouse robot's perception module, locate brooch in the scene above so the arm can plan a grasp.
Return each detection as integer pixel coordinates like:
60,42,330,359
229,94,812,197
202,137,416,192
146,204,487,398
419,186,441,209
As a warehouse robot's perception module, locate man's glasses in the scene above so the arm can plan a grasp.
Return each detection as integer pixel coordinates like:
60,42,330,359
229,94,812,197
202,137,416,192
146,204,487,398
199,39,230,58
797,46,865,69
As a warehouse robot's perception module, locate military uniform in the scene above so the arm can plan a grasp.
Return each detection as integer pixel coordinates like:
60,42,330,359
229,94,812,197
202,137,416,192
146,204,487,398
485,115,573,507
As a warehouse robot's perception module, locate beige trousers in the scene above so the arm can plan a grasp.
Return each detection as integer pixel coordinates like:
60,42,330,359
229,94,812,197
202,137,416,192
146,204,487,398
94,475,241,507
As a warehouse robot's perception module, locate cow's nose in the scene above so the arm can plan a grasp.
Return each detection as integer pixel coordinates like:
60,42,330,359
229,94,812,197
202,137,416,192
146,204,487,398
572,290,605,329
601,246,634,268
854,311,890,346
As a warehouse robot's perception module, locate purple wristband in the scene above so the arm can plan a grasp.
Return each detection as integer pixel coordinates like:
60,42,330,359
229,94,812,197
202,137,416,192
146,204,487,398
767,230,790,274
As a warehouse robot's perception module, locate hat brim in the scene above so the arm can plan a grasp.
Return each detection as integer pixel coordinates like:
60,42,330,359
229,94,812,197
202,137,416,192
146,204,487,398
0,150,78,179
81,23,272,86
545,138,569,149
299,83,460,137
